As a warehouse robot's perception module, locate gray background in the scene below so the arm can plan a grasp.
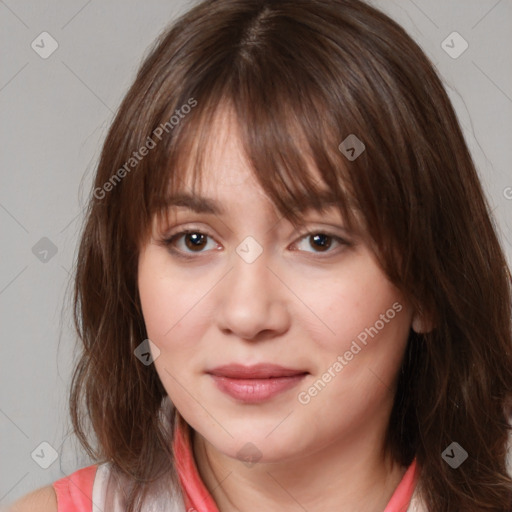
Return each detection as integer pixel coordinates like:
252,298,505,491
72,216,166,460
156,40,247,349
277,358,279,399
1,0,511,506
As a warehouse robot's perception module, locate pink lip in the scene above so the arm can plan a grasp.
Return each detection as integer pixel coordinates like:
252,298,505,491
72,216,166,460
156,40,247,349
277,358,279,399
207,364,308,403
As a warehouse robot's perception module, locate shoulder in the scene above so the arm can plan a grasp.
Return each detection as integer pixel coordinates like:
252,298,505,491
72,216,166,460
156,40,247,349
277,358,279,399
7,464,100,512
7,485,58,512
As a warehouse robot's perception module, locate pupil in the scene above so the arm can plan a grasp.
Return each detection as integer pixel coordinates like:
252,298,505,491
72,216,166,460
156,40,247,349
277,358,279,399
185,233,206,251
312,234,331,251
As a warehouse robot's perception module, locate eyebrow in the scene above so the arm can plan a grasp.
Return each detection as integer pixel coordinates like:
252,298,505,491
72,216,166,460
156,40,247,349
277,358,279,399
161,193,225,215
161,191,346,216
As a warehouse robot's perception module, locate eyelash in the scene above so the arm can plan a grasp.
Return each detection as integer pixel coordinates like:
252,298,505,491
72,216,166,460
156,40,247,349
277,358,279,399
159,226,351,260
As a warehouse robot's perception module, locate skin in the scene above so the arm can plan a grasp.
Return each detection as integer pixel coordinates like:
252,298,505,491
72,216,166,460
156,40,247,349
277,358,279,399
137,106,423,512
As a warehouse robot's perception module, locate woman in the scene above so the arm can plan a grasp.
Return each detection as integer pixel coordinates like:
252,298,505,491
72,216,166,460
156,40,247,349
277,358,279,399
10,0,512,510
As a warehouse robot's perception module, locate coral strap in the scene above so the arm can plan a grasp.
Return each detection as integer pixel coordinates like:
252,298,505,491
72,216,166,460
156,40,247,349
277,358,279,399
52,464,98,511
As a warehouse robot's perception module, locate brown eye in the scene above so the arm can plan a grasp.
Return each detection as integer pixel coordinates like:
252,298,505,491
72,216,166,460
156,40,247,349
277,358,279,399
309,234,332,252
183,232,208,251
163,229,218,256
294,231,349,255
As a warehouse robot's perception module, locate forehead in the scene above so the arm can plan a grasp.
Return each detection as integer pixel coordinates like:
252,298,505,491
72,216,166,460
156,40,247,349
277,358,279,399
160,190,349,220
165,103,334,212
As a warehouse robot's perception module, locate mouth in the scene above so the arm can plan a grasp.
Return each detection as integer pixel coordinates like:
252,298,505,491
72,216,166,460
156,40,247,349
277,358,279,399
207,363,309,379
207,363,309,403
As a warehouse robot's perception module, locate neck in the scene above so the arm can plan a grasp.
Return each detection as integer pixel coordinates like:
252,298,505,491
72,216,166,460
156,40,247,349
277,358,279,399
192,425,407,512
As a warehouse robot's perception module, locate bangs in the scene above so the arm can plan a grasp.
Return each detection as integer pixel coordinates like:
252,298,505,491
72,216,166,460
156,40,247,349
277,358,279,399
148,66,364,241
130,0,420,270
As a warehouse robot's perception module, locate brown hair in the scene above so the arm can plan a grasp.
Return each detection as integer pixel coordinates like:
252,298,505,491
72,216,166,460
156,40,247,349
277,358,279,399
70,0,512,510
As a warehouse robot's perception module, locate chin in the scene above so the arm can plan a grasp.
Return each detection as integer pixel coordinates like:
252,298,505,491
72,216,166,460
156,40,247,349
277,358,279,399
200,422,306,463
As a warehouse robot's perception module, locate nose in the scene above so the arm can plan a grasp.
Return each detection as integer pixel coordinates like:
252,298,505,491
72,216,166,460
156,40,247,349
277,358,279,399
215,248,291,341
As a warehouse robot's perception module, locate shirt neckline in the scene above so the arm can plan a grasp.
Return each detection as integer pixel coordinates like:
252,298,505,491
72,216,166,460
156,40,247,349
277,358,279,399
172,420,419,512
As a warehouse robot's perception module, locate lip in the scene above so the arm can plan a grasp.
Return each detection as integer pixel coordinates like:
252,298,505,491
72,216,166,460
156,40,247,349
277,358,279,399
208,363,308,379
207,364,308,403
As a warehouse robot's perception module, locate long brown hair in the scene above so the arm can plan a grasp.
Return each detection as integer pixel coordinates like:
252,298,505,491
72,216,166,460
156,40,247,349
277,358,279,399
70,0,512,510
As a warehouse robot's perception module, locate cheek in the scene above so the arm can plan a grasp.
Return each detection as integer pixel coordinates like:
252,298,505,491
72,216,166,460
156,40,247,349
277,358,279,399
138,280,166,339
139,280,202,366
137,247,218,398
138,250,189,363
288,253,412,374
138,268,176,344
138,257,203,416
292,262,411,432
138,246,206,342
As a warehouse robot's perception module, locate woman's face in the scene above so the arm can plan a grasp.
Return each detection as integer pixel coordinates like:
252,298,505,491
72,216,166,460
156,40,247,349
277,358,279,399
137,107,414,465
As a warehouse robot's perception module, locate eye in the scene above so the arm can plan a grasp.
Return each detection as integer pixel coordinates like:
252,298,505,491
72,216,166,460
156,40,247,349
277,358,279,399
293,232,349,254
162,229,219,256
159,227,351,259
